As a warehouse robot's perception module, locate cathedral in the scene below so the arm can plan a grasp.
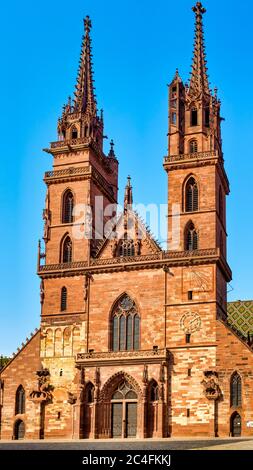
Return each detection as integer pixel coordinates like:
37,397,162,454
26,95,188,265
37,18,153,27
1,2,253,441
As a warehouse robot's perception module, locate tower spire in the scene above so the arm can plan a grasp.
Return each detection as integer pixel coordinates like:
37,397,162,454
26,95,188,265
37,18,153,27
124,176,133,211
74,16,97,114
188,2,210,97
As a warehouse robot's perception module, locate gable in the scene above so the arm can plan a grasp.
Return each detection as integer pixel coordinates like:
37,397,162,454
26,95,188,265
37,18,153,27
94,211,162,259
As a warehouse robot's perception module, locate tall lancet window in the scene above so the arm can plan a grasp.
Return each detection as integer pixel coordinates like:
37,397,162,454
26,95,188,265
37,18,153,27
185,177,198,212
15,385,25,415
62,236,72,263
191,107,198,126
185,222,198,251
230,372,242,408
111,295,140,351
62,190,74,224
61,287,67,311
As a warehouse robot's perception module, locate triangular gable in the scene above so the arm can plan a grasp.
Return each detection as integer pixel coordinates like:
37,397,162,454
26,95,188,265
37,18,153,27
94,210,162,259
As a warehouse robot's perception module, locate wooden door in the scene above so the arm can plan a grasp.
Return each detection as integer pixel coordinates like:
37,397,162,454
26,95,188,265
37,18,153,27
231,413,241,437
111,403,123,437
126,402,137,437
14,420,25,440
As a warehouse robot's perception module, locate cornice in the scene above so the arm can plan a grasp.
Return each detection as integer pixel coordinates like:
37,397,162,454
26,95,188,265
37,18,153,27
76,348,169,367
37,248,232,281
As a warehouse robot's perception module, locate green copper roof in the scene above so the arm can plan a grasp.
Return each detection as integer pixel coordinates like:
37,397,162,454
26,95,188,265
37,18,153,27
227,301,253,338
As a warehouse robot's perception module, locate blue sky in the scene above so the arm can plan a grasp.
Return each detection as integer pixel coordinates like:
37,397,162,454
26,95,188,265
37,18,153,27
1,0,253,356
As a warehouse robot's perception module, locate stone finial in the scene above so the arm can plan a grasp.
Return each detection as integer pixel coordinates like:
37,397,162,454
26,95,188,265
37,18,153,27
108,139,116,158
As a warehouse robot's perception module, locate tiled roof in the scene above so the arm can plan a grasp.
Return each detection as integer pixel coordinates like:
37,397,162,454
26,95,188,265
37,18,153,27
227,301,253,338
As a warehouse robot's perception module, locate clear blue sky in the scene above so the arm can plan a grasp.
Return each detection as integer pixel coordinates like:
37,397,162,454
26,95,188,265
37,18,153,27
1,0,253,356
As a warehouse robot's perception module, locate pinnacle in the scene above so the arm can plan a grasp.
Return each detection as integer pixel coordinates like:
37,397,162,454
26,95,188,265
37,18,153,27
188,2,210,97
73,15,97,115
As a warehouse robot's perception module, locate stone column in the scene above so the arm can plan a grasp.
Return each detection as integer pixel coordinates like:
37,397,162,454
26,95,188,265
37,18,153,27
72,365,85,439
140,364,148,439
93,367,100,439
72,399,81,439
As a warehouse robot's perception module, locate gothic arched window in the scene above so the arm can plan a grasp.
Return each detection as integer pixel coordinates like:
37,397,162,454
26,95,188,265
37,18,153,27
230,372,242,407
111,295,140,352
62,190,74,224
15,385,25,415
62,236,72,263
189,140,198,154
119,239,135,257
191,107,198,126
71,126,78,139
150,381,159,402
61,286,67,311
185,222,198,251
185,177,198,212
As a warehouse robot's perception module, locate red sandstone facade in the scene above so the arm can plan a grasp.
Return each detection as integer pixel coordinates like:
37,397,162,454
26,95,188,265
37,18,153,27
1,2,253,440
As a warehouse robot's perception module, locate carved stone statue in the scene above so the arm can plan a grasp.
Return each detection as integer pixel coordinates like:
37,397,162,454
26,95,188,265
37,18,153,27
29,369,53,403
201,371,222,400
40,280,44,305
42,190,51,242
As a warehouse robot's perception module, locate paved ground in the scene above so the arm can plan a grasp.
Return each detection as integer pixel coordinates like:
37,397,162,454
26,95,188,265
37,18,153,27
0,437,252,450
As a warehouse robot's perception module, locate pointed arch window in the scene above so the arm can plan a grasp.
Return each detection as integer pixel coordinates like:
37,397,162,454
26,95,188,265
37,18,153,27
191,107,198,126
189,140,198,154
185,222,198,251
230,372,242,407
62,236,72,263
71,126,78,139
111,295,140,352
61,287,67,311
185,177,198,212
150,381,159,402
62,190,74,224
15,385,25,415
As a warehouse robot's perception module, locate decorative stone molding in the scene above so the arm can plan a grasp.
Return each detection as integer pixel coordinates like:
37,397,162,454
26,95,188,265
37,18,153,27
164,150,218,164
76,348,170,367
99,371,143,402
67,391,77,405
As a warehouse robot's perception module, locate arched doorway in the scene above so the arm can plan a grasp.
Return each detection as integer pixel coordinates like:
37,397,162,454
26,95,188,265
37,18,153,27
231,412,241,437
14,419,25,440
111,381,137,438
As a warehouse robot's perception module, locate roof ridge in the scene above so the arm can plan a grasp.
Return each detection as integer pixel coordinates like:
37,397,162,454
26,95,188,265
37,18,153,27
0,328,40,374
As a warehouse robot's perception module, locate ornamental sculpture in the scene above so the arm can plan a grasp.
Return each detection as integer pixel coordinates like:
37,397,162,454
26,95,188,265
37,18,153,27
201,371,222,400
29,369,53,403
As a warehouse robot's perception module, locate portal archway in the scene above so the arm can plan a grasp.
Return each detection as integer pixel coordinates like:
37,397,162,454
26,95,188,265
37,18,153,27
14,419,25,440
111,380,138,438
230,412,241,437
99,372,142,439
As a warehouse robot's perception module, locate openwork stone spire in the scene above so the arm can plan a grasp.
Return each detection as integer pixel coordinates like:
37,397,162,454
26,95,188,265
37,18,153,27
74,16,97,115
188,2,210,97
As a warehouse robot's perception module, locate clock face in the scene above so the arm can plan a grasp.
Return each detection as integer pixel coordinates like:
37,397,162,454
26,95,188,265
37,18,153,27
180,312,201,334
